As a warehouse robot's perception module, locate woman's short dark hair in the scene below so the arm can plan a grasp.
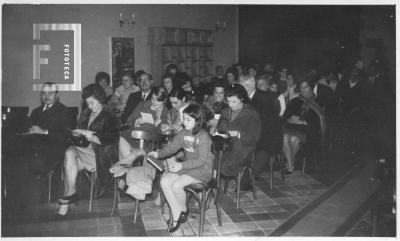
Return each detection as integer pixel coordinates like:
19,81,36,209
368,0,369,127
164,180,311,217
166,64,178,73
300,79,315,90
134,70,146,81
225,67,238,80
122,71,135,80
225,84,249,103
95,72,110,85
152,86,167,102
183,103,205,135
169,87,188,101
82,83,107,104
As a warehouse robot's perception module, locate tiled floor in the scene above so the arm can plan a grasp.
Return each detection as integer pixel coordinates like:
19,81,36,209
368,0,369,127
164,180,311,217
3,171,328,237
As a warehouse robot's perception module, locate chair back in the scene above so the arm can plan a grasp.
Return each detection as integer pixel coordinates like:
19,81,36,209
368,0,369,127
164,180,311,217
131,130,159,150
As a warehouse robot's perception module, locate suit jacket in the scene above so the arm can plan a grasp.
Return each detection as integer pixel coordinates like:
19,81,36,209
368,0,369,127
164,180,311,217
30,101,74,145
315,83,334,112
121,91,153,124
337,79,368,115
78,107,120,188
249,89,281,149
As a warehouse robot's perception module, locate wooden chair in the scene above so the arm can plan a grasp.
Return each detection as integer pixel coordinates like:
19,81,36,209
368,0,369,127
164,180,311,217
111,130,158,223
234,151,256,209
269,152,286,190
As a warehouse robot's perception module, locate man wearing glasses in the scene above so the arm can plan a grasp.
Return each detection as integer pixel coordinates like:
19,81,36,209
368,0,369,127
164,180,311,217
121,73,154,125
20,82,74,174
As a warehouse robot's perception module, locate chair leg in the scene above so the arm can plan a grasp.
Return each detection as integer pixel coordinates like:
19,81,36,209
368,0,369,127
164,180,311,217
89,172,95,212
133,199,140,223
302,157,306,175
270,156,275,190
111,177,119,215
236,172,242,209
48,170,53,204
213,187,222,226
160,190,166,215
223,177,229,194
249,168,256,200
199,188,207,236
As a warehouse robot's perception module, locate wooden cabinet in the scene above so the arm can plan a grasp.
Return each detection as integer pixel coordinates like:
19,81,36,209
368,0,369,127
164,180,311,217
149,27,214,85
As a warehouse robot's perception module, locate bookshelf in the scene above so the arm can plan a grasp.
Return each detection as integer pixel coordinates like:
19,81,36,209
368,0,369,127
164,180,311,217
149,27,214,85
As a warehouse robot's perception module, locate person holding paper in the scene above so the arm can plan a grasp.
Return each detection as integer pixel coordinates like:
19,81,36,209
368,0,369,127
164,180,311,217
148,103,214,233
161,88,192,133
125,86,169,133
216,84,261,192
58,84,119,216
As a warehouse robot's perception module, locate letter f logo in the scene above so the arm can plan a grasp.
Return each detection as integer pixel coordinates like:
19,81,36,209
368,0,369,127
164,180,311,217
32,23,81,91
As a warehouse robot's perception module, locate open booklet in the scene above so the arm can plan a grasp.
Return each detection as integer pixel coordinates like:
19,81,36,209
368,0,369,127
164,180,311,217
140,112,155,125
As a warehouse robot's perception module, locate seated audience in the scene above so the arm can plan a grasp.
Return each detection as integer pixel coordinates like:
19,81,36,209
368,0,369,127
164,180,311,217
216,84,261,191
121,72,154,124
256,73,274,92
248,65,259,79
313,69,338,115
162,73,175,96
336,68,368,117
240,75,281,184
95,72,113,101
282,79,325,174
148,103,214,233
162,88,192,133
58,83,119,215
108,71,140,112
212,65,225,83
12,82,74,174
202,82,229,132
224,67,239,88
125,86,169,134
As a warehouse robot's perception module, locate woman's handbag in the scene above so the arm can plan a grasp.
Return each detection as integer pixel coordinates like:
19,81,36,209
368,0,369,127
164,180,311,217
68,134,90,147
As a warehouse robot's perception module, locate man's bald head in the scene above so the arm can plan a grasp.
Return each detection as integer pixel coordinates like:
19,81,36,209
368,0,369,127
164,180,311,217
239,75,256,97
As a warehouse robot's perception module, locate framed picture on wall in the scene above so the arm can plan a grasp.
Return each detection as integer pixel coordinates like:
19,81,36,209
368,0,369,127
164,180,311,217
110,37,135,88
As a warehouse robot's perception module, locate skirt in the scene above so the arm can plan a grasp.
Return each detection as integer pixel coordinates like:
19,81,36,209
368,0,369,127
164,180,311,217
71,145,96,172
283,123,307,144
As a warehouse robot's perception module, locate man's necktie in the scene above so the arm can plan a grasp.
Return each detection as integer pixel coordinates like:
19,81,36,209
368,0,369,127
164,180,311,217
142,94,146,100
43,105,49,112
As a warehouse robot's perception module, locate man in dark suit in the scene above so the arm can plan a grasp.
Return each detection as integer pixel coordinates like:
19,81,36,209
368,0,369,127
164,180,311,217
313,70,337,115
240,75,281,188
121,72,153,124
15,82,74,173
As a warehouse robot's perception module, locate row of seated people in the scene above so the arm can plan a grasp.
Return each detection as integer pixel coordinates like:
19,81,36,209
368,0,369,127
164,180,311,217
13,58,385,232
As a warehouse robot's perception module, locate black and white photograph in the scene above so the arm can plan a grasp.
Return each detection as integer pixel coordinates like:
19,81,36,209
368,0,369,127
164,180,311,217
1,2,397,237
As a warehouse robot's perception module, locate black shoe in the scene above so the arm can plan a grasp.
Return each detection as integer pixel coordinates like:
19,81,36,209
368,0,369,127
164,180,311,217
94,186,108,199
58,193,79,205
282,169,293,175
168,210,188,233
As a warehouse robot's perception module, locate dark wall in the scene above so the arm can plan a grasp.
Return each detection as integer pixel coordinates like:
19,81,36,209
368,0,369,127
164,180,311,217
238,5,361,76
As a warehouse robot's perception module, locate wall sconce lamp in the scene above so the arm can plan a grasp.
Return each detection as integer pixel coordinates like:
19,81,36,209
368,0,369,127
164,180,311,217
215,21,226,32
119,13,135,28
